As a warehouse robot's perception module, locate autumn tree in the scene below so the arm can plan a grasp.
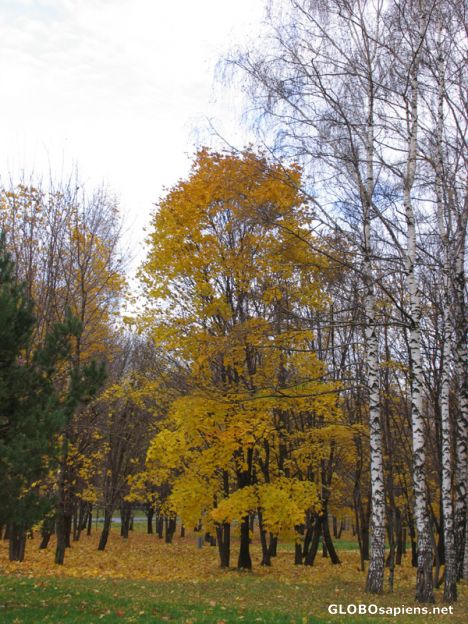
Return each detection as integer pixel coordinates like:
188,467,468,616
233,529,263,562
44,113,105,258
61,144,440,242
0,235,85,561
140,149,346,570
0,179,126,564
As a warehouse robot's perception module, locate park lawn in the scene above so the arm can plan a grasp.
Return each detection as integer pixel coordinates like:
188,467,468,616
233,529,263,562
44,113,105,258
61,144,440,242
0,576,314,624
0,532,466,623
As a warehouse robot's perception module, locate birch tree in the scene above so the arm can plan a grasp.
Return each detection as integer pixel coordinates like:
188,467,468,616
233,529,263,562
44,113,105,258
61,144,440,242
228,0,391,593
423,0,467,592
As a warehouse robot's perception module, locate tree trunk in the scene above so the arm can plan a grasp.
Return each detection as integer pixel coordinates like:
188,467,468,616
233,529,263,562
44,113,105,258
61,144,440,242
403,49,434,602
74,501,89,542
322,511,340,565
72,509,78,541
322,537,328,558
164,517,176,544
435,42,458,602
295,525,305,565
258,512,271,566
440,315,457,601
98,509,112,551
364,227,385,593
9,525,26,562
64,513,72,548
157,516,164,539
39,532,52,550
407,507,418,568
55,505,67,565
386,508,397,592
120,503,131,538
337,520,344,539
86,508,93,536
146,507,154,534
464,498,468,580
396,511,403,566
237,515,252,570
304,516,321,566
216,522,230,568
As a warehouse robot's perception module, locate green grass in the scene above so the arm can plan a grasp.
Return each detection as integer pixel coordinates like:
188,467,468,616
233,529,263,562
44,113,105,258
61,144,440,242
278,538,361,553
0,576,320,623
1,572,465,624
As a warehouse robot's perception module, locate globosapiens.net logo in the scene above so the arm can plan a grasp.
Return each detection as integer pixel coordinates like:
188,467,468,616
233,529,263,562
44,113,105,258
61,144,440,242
328,603,454,617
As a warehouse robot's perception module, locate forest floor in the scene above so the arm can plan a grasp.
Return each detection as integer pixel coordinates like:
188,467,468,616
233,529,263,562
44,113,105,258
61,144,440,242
0,530,466,623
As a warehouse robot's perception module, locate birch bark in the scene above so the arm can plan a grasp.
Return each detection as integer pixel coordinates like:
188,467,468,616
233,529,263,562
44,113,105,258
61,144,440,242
403,46,434,604
364,78,385,596
435,33,457,601
453,222,468,580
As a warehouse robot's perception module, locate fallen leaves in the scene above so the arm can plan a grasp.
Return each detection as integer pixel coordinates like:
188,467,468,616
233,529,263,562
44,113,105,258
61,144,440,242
0,530,467,624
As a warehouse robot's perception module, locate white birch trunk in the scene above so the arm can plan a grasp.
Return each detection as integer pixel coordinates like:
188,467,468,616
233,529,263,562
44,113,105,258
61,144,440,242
404,56,434,603
453,225,468,580
435,36,457,601
364,277,386,594
440,312,457,601
363,78,385,595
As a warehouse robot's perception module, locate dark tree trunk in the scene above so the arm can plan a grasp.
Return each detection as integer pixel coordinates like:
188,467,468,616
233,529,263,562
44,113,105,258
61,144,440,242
237,515,252,570
295,541,303,565
120,503,131,538
337,519,344,539
268,533,277,557
407,507,418,567
258,512,271,566
39,515,55,550
165,517,176,544
180,524,185,537
386,508,397,592
98,509,113,551
322,510,340,564
9,525,26,562
64,513,72,548
86,507,93,536
80,503,90,531
72,509,78,541
157,516,164,539
396,512,403,565
361,511,370,560
74,501,88,541
322,538,328,557
146,507,154,534
302,522,313,561
295,525,305,565
55,507,69,565
39,532,52,549
216,523,230,567
304,517,321,566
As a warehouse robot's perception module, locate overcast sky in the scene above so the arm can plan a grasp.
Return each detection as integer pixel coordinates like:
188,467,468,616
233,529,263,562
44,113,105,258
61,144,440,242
0,0,265,265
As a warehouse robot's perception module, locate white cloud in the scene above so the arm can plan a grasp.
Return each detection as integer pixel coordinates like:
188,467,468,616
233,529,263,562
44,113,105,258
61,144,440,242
0,0,264,268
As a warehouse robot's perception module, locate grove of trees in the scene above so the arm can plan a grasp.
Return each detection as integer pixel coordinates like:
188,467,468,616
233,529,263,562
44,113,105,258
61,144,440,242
0,0,466,610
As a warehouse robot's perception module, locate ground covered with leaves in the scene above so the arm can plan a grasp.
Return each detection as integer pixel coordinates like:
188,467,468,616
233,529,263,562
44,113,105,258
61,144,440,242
0,532,466,623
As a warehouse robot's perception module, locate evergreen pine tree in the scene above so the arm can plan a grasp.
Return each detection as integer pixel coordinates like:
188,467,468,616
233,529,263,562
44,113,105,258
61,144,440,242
0,233,105,561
